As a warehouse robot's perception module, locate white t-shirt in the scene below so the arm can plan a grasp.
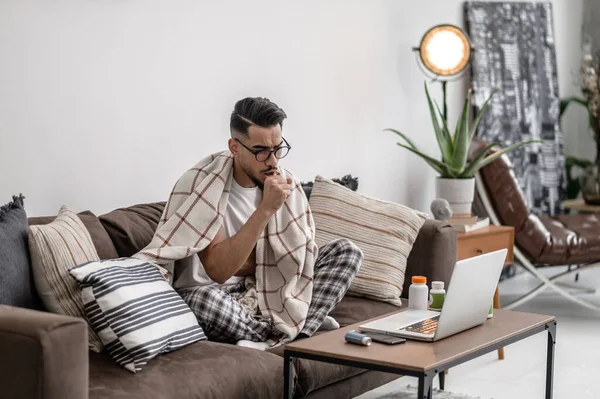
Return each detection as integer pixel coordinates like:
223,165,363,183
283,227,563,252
173,178,263,289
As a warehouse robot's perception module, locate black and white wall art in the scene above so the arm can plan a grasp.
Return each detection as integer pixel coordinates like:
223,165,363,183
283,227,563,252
465,1,566,216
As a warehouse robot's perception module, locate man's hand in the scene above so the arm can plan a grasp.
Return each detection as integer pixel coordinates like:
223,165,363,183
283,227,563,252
260,174,292,214
200,175,292,284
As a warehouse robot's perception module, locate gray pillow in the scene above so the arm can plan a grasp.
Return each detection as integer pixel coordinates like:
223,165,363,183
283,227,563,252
0,195,39,309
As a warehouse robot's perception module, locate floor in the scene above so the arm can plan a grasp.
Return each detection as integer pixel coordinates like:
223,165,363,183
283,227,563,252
356,265,600,399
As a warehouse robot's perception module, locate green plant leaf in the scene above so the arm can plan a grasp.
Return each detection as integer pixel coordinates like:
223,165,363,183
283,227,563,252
560,97,587,117
565,156,593,199
458,142,502,178
396,143,458,178
469,89,497,141
384,128,419,150
565,155,593,169
453,92,467,146
458,140,541,178
434,102,454,158
424,82,453,163
450,91,471,172
559,96,595,130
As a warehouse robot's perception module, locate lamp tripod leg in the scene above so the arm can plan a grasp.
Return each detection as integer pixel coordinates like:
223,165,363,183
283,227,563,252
442,80,448,121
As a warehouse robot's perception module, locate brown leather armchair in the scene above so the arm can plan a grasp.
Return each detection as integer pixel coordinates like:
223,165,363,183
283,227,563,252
470,137,600,311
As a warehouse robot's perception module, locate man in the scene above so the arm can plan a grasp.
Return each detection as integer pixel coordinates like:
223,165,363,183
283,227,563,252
137,97,363,349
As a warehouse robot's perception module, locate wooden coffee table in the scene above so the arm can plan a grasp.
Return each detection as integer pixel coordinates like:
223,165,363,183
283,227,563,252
284,310,556,399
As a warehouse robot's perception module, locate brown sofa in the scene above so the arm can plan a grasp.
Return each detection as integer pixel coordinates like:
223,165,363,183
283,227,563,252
0,202,457,399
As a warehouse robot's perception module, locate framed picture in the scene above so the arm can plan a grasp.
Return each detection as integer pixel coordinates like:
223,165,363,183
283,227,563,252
465,1,566,216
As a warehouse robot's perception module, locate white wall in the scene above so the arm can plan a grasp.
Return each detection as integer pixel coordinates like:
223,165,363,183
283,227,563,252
0,0,585,216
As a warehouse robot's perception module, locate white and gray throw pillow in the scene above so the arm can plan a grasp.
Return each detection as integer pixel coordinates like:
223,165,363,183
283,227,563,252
309,176,427,306
28,205,104,352
69,258,206,373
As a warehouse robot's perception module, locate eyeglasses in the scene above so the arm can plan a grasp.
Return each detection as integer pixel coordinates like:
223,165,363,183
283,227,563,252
235,137,291,162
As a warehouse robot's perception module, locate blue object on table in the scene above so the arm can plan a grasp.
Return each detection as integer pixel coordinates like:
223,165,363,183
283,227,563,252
345,330,372,346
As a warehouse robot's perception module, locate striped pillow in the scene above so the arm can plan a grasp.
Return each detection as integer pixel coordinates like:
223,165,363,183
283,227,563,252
69,258,206,373
309,176,427,306
28,205,104,352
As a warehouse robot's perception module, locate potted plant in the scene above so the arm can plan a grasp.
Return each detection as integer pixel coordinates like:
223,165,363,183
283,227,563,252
385,82,538,215
559,53,600,204
559,96,595,200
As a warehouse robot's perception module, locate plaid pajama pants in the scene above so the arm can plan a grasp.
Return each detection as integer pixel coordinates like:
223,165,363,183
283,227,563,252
178,238,362,343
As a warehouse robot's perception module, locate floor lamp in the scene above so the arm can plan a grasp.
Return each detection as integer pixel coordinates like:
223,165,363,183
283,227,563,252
413,24,474,121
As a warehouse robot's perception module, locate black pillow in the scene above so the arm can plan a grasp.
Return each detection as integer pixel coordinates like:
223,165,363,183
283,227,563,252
301,175,359,199
0,195,39,309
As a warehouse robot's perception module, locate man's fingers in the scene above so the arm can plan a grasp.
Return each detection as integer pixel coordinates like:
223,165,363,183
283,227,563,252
277,186,291,195
271,175,286,184
272,181,290,189
286,178,293,185
265,175,285,186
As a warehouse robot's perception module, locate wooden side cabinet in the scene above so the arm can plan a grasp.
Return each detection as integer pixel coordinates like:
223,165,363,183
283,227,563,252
457,225,515,360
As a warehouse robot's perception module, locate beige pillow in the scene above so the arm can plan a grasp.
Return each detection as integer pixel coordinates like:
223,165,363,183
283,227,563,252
29,205,103,352
309,176,427,306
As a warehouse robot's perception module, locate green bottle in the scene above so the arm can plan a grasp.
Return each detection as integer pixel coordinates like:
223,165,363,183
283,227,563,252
429,281,445,311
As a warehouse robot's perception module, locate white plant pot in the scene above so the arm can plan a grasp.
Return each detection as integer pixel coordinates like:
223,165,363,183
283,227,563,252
435,177,475,216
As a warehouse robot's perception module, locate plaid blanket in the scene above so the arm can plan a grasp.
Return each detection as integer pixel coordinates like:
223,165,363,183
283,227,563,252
133,151,317,340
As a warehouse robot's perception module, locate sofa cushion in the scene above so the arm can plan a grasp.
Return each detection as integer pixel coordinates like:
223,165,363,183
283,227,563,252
404,219,456,296
328,294,401,327
0,195,39,309
28,205,104,352
29,210,119,260
309,175,427,306
268,296,402,397
69,258,206,373
99,202,166,257
89,340,288,399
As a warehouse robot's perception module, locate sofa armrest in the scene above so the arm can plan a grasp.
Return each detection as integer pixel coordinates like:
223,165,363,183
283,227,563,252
0,305,88,399
403,219,457,297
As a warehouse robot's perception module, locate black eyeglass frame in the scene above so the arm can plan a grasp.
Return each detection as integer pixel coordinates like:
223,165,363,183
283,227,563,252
234,137,292,162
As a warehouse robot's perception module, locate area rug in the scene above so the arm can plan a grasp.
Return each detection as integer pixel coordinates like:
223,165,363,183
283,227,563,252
375,384,485,399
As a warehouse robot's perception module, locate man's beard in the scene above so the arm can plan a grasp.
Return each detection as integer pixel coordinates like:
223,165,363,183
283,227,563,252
241,164,278,191
242,164,265,190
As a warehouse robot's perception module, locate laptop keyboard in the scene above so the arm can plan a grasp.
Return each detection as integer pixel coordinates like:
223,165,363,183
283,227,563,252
400,315,440,335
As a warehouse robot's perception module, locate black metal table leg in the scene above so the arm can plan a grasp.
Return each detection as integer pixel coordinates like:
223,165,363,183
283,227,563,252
438,369,445,390
284,352,294,399
418,372,435,399
546,321,557,399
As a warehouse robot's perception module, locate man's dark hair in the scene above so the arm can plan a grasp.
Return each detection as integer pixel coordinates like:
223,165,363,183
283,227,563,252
230,97,287,136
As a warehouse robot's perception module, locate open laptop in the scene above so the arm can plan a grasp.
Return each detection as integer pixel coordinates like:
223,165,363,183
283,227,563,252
359,249,507,342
